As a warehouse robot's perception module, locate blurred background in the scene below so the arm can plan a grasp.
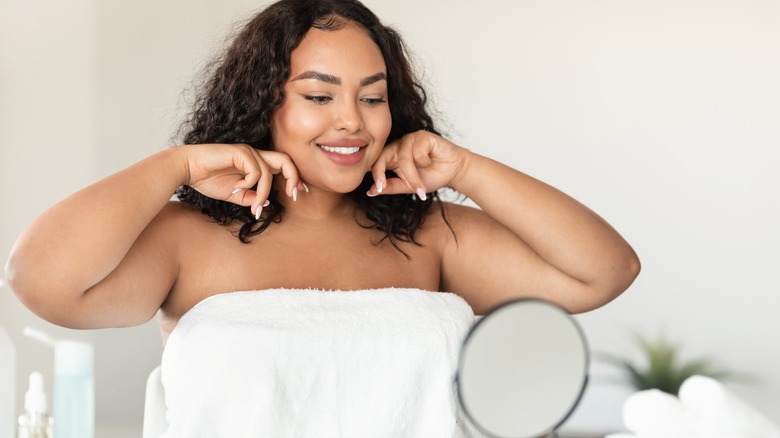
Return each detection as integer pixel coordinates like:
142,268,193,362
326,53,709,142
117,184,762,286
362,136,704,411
1,0,778,435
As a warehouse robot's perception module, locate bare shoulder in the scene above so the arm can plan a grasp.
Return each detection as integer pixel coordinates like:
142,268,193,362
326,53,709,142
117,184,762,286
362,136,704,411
423,201,500,239
150,201,249,264
417,200,504,263
426,200,539,314
155,199,207,226
149,200,226,241
437,201,488,222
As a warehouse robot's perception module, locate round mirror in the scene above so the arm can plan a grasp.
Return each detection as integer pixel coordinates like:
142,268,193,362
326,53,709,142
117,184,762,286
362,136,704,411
457,299,589,437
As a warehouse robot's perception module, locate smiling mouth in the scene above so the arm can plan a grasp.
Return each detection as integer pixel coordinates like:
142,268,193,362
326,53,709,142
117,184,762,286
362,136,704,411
318,145,362,155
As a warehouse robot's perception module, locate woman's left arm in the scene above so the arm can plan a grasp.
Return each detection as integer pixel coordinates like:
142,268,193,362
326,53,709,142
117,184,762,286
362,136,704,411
370,130,640,314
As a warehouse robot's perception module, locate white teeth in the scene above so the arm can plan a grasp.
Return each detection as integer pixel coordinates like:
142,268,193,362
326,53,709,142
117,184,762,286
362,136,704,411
319,145,361,155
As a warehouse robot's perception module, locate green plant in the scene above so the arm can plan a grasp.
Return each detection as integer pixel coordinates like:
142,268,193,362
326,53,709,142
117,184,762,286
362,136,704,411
597,332,736,395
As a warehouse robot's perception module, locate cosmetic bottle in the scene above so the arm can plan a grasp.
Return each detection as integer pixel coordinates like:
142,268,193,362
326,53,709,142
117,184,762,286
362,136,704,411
1,327,16,438
24,328,94,438
53,340,94,438
17,372,53,438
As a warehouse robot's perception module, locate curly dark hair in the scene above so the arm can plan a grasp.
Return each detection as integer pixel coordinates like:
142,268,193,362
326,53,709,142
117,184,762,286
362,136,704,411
176,0,446,250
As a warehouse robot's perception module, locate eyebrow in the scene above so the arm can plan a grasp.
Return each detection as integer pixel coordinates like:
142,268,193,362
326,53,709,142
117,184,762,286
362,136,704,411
291,71,387,87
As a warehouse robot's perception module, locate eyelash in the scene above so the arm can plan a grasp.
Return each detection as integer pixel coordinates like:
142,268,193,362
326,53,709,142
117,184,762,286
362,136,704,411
303,95,386,106
304,95,332,104
362,98,387,105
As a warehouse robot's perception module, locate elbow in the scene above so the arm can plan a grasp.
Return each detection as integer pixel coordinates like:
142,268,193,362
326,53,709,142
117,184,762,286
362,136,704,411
621,248,642,291
573,250,641,314
601,249,641,306
628,250,641,282
5,243,43,305
4,252,31,305
5,254,79,328
6,262,50,322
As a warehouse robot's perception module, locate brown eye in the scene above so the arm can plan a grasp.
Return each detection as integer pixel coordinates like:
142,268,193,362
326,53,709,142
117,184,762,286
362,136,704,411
361,97,387,105
303,95,332,104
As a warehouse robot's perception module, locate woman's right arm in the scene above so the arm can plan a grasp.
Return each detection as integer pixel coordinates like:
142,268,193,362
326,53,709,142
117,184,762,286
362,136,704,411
4,145,300,329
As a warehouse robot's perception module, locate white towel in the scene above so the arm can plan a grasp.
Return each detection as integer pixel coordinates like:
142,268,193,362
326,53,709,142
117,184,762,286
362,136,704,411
614,376,779,438
159,288,477,438
623,389,694,437
606,434,751,438
679,375,780,438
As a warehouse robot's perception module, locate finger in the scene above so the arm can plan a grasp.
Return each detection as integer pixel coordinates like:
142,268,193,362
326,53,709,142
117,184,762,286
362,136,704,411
230,144,262,190
395,137,427,200
368,148,392,196
224,145,262,207
376,177,418,196
246,149,274,218
258,150,301,201
412,137,433,169
228,186,257,207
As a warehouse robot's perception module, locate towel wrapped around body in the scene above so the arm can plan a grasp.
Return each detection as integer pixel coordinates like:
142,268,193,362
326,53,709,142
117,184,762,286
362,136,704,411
160,288,479,437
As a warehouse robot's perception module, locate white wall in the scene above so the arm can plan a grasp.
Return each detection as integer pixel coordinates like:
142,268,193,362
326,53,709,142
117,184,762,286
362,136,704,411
0,0,102,431
1,0,778,435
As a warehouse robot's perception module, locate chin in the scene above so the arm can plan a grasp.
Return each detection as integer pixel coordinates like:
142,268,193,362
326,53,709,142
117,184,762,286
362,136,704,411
333,179,367,195
305,173,367,195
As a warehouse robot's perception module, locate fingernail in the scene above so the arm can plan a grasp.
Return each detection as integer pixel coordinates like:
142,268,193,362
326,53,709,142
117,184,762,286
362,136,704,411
302,183,310,193
415,188,427,201
263,200,270,207
367,191,378,198
255,206,262,220
377,180,383,194
292,187,298,202
231,188,242,195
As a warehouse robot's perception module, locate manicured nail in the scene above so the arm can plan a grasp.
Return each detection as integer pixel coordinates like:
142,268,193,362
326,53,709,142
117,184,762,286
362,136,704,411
415,188,427,201
302,183,310,193
367,191,378,198
231,188,242,195
292,187,298,202
255,206,262,220
377,180,383,194
263,200,270,207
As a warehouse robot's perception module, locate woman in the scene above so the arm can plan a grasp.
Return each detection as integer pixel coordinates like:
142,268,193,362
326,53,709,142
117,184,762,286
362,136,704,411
6,0,639,435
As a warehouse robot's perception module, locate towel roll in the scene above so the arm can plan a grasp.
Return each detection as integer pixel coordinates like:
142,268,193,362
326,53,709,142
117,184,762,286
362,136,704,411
679,375,780,438
622,389,694,436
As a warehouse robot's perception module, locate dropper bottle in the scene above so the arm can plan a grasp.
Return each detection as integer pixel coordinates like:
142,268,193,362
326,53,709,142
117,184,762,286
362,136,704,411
23,327,95,438
17,372,54,438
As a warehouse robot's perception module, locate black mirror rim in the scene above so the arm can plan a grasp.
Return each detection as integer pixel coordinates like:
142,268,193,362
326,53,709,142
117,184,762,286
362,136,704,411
455,297,591,438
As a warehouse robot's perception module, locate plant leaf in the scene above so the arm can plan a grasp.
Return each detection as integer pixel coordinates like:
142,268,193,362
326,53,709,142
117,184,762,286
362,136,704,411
594,331,750,395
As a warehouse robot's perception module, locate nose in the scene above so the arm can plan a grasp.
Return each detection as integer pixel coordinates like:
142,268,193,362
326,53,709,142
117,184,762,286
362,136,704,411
334,100,364,133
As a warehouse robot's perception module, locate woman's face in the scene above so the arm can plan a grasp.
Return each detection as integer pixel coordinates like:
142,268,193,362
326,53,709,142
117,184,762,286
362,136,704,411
270,22,391,194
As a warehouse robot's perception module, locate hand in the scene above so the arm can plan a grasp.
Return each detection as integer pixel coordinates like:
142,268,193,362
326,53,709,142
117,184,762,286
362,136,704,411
182,143,304,218
368,131,470,198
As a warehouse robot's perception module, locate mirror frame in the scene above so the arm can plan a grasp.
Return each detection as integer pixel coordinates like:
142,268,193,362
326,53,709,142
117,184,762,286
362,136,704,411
455,298,590,438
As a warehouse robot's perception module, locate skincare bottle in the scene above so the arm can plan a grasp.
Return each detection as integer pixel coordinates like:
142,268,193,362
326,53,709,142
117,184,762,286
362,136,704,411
53,340,94,438
1,327,15,438
24,327,95,438
17,372,53,438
